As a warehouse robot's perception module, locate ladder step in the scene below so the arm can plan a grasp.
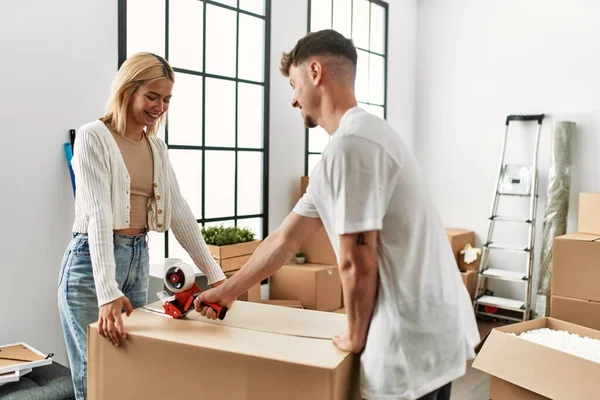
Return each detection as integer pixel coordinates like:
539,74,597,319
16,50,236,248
497,191,533,198
485,243,530,253
481,268,527,282
476,311,526,323
476,295,525,312
490,216,533,223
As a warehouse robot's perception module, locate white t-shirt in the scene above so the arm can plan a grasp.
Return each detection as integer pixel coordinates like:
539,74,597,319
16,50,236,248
293,107,480,400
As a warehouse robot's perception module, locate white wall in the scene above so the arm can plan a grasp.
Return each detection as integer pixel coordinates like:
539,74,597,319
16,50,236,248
416,0,600,306
0,1,117,365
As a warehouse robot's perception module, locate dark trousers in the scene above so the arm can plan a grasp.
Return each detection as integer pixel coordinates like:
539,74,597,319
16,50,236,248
417,382,452,400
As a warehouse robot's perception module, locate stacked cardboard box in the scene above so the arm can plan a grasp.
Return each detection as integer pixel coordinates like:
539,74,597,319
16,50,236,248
269,177,344,312
446,228,481,299
550,193,600,331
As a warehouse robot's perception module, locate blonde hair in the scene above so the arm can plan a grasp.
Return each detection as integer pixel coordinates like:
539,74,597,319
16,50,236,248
101,52,175,136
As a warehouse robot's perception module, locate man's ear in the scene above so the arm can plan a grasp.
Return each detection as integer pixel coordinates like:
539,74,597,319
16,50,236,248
308,60,323,85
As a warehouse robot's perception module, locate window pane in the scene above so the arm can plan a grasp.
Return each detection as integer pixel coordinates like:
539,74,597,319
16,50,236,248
370,3,385,54
238,218,263,240
308,154,322,175
239,0,265,15
238,83,263,148
205,78,236,147
333,0,352,38
355,50,369,103
168,0,203,71
205,150,235,218
369,53,385,105
206,5,237,77
211,0,237,7
167,73,203,146
367,104,385,119
169,149,202,219
352,0,370,49
205,220,235,228
148,231,165,264
127,0,165,57
310,0,332,32
237,152,262,216
308,126,330,153
238,14,265,82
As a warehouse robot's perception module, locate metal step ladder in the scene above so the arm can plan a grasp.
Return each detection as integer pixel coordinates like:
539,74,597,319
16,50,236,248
474,114,545,322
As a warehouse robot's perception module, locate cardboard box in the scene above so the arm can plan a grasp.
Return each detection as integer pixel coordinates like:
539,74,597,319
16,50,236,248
299,227,338,265
300,175,309,196
460,270,478,300
473,317,600,399
334,308,345,314
551,295,600,332
208,240,261,272
579,193,600,234
225,270,262,302
260,300,304,309
551,233,600,303
88,301,359,400
270,264,342,312
445,228,478,271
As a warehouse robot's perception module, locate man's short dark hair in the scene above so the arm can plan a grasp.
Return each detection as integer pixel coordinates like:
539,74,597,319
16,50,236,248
280,29,358,77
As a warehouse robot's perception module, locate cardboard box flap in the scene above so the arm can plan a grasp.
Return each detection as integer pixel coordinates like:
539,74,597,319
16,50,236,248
91,308,349,369
168,300,346,339
473,319,600,399
555,232,600,242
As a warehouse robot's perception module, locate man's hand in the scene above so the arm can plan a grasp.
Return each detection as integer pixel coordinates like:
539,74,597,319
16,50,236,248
332,330,365,353
194,285,235,320
98,296,133,347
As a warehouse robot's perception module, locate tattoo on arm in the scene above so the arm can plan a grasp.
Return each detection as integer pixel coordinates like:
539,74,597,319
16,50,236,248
356,233,367,246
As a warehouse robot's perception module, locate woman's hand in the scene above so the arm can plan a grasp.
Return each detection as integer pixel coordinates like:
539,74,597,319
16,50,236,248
98,296,133,347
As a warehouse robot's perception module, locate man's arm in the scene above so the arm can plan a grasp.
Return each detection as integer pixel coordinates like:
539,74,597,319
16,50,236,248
337,230,379,353
196,212,323,310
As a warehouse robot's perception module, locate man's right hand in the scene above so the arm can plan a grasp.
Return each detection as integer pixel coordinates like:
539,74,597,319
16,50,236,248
98,296,133,347
194,287,235,320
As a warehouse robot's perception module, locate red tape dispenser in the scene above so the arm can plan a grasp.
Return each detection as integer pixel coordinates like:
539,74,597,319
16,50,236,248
162,262,228,320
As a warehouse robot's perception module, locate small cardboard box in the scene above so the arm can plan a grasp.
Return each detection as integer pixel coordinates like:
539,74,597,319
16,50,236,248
460,270,478,300
551,295,600,332
225,270,262,302
578,193,600,235
208,240,261,272
334,308,346,314
270,264,342,312
446,228,477,271
299,227,338,266
473,317,600,399
88,301,359,400
551,233,600,303
300,175,309,196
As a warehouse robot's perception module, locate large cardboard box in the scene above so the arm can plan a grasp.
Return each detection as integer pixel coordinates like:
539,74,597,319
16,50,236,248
551,233,600,303
270,263,342,311
300,227,338,265
88,301,359,400
473,317,600,399
578,193,600,234
551,295,600,331
445,228,478,271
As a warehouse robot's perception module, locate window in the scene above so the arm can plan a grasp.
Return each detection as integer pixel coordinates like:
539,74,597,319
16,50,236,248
119,0,271,265
305,0,388,175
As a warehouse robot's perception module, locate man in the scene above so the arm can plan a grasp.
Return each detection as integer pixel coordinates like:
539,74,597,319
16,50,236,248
194,29,480,400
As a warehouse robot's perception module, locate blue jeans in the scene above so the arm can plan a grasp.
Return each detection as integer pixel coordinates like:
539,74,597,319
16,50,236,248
57,232,150,400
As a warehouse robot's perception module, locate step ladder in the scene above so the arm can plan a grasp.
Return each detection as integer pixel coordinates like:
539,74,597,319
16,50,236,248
474,114,545,322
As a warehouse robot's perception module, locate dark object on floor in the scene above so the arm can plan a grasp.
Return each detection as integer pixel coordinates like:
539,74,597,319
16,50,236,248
0,362,75,400
417,381,452,400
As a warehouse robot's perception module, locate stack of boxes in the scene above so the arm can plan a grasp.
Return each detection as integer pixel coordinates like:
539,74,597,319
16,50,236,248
446,228,481,299
550,193,600,330
267,177,344,313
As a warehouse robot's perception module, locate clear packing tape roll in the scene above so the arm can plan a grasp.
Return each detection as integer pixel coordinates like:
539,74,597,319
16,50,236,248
537,121,576,316
164,261,196,293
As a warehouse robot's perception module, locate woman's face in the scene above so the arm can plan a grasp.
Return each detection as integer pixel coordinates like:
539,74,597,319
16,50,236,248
129,78,173,128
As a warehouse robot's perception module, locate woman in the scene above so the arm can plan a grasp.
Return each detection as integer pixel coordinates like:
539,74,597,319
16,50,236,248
57,52,226,400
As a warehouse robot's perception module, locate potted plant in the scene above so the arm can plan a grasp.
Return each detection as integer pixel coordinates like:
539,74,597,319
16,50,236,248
201,225,261,272
295,252,306,264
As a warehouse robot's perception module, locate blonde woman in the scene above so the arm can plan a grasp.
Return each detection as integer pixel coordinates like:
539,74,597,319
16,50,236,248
57,52,226,399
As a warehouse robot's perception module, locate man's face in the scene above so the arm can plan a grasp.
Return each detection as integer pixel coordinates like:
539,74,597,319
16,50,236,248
289,63,319,129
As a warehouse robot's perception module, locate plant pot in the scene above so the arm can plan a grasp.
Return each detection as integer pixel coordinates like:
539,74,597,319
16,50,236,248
295,257,306,264
207,240,262,272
